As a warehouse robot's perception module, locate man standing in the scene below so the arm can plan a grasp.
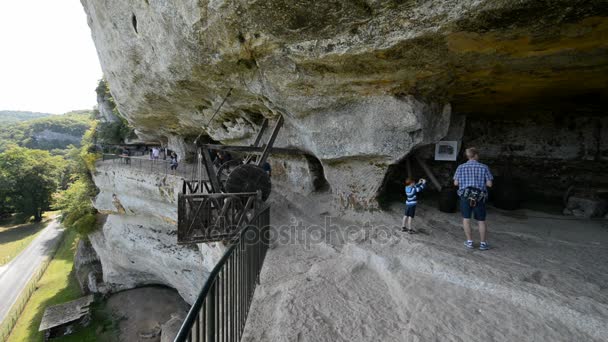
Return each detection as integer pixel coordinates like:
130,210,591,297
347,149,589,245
151,147,160,160
453,147,493,250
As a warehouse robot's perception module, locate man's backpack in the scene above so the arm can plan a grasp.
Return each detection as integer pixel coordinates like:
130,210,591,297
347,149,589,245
463,187,487,207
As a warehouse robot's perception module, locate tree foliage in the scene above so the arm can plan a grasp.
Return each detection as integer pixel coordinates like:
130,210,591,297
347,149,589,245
53,178,97,234
0,112,93,152
0,146,64,221
53,122,100,234
0,110,52,124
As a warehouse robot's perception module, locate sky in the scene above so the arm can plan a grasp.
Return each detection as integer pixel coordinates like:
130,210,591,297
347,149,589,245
0,0,102,114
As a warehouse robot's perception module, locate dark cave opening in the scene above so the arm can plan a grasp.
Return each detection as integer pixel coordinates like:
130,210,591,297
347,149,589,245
378,105,608,215
304,154,330,193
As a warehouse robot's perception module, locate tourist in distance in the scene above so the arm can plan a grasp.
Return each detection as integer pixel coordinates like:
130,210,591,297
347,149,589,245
151,146,160,160
213,150,232,167
170,151,179,175
262,161,272,177
121,146,130,164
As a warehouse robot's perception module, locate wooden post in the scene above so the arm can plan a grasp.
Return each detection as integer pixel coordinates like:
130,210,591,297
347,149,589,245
415,155,442,191
257,115,284,166
202,148,221,193
244,119,268,164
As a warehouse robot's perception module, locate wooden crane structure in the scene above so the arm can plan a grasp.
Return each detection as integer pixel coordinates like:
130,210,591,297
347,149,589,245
177,115,302,244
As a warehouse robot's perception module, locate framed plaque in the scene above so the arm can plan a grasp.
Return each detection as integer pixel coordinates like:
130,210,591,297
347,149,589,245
434,141,458,161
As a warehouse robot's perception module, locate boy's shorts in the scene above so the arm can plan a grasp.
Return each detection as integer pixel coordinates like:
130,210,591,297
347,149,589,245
404,205,416,218
460,196,487,221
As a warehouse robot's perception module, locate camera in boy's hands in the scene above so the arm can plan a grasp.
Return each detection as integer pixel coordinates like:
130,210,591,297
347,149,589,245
418,178,427,184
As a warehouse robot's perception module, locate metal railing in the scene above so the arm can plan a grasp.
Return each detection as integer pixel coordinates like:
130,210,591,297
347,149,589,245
183,180,214,195
174,205,270,342
99,154,197,179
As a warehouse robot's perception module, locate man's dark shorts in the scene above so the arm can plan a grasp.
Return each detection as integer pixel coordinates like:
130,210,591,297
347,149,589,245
460,196,487,221
404,205,416,218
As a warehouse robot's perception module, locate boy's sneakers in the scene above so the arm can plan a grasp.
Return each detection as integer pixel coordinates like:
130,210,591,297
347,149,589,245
401,227,417,234
479,242,490,251
464,240,474,249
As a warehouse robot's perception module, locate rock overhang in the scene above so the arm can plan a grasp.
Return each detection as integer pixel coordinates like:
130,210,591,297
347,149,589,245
81,0,608,207
82,0,608,134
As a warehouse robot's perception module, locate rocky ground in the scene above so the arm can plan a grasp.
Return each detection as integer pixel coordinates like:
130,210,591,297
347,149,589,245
241,192,608,342
105,286,188,342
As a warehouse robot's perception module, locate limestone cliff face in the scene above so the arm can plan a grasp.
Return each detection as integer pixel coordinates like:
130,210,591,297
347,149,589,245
81,0,608,207
95,79,120,123
90,161,225,304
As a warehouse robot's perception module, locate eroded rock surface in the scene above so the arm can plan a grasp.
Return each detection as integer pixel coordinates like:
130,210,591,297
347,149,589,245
90,161,225,304
81,0,608,207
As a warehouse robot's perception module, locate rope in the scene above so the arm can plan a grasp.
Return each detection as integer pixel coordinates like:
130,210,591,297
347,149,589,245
194,87,234,145
198,150,203,190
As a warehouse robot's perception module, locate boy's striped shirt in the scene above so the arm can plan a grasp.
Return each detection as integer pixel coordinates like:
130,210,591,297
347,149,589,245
405,183,425,206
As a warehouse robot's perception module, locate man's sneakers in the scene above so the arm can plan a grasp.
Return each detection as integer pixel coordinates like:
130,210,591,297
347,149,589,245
464,240,491,250
479,242,490,251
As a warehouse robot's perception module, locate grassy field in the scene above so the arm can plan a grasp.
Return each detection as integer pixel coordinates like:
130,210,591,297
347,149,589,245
6,228,117,342
0,212,57,266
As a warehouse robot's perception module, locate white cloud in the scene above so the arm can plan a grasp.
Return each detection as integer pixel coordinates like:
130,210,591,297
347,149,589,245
0,0,102,114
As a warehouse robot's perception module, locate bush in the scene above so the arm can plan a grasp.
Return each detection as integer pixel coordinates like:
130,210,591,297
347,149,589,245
71,213,98,235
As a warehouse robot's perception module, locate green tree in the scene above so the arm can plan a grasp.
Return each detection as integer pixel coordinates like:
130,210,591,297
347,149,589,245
53,122,100,234
0,146,64,221
0,166,15,216
53,177,97,234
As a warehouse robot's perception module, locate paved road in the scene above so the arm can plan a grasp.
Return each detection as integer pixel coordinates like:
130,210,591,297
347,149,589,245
0,219,64,324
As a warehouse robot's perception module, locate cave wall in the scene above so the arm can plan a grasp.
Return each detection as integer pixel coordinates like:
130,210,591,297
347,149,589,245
463,113,608,200
90,161,226,304
381,112,608,204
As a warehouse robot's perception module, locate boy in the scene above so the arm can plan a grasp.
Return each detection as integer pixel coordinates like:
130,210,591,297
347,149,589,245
402,178,427,233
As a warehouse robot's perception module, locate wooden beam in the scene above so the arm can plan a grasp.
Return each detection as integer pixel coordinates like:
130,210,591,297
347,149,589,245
415,156,442,191
244,119,268,164
257,115,284,166
251,119,268,148
186,192,258,200
201,148,221,193
200,144,303,155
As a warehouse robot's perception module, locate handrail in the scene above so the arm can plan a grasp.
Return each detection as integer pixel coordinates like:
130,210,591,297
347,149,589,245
174,205,270,342
97,153,197,179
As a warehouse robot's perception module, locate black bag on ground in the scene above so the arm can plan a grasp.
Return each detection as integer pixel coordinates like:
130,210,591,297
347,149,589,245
439,188,458,213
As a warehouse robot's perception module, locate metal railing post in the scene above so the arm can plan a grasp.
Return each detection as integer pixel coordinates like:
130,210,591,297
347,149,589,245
207,284,215,342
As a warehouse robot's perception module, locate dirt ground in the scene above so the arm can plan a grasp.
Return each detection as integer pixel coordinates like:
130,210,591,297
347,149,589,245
106,286,188,342
241,191,608,342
